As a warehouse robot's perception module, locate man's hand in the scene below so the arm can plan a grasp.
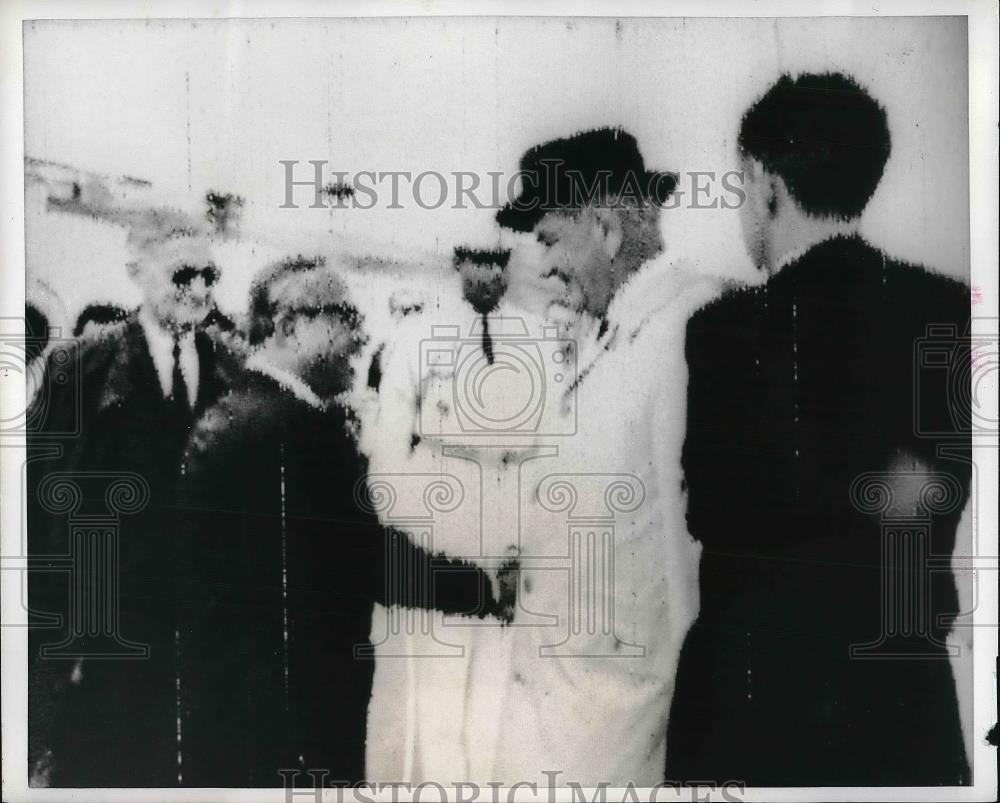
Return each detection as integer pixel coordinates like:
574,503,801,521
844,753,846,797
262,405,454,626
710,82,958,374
186,402,232,457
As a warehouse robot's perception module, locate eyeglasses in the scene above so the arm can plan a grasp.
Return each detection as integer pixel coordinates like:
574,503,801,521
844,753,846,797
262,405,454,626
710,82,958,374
172,264,220,287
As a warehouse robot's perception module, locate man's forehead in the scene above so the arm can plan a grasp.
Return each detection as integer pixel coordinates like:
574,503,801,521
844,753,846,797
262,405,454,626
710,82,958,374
458,259,503,272
535,196,650,232
535,209,584,231
271,269,351,310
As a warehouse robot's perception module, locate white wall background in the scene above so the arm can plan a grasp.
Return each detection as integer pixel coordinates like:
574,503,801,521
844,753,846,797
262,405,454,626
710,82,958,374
24,15,969,322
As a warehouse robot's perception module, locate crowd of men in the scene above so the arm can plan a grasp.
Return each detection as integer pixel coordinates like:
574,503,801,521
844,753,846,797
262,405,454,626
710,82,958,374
26,72,972,788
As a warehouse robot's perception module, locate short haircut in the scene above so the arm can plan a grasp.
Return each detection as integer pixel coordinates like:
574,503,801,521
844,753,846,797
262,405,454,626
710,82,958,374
73,303,130,337
247,255,326,346
738,72,891,220
25,303,48,362
452,246,511,269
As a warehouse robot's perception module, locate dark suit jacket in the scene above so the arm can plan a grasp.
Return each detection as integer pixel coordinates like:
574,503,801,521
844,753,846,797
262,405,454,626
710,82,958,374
27,312,243,787
667,236,972,786
176,367,502,786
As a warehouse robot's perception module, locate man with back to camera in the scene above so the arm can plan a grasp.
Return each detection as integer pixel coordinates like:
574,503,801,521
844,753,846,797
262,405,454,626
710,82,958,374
667,72,972,786
27,208,243,787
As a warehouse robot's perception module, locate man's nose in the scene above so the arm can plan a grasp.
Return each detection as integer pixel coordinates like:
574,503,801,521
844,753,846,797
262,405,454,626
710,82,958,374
184,276,212,295
346,330,367,355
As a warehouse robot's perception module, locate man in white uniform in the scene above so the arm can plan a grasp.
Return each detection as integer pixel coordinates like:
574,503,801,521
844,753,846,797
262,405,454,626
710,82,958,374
362,126,716,786
475,128,720,786
359,246,538,782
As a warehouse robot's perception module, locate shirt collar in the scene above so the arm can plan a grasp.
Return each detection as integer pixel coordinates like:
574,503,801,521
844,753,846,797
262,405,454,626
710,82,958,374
570,255,722,392
246,351,326,411
774,232,858,274
606,254,679,332
138,305,197,402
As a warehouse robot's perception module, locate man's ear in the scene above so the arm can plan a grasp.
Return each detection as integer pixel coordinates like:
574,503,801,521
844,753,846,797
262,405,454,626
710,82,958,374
640,205,665,260
125,260,140,280
596,209,624,260
277,313,296,340
766,173,784,219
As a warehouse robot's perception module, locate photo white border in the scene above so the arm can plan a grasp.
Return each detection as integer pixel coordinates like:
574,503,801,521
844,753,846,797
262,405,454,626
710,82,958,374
1,1,996,801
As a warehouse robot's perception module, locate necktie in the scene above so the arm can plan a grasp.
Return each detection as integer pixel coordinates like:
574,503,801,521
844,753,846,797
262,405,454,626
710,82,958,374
367,343,385,391
171,338,190,411
481,315,494,365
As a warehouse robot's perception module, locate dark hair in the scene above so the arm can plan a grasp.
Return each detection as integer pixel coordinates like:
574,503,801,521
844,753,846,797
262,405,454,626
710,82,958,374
453,246,511,269
25,303,49,362
72,303,130,338
496,127,676,232
738,72,891,219
247,256,325,346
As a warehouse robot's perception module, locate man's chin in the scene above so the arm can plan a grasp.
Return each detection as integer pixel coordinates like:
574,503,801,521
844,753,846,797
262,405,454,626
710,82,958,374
544,299,580,324
178,309,212,329
540,305,583,340
308,359,355,399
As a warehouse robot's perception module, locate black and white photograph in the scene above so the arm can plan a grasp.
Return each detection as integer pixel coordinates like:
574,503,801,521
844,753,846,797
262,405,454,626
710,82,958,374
1,2,997,801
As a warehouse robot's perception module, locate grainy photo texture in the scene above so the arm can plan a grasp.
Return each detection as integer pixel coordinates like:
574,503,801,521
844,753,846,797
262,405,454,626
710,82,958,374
2,9,995,802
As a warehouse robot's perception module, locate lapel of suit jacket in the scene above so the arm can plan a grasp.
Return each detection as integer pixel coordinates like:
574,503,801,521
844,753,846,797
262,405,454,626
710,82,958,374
192,330,215,413
96,315,159,414
193,328,243,414
95,314,240,416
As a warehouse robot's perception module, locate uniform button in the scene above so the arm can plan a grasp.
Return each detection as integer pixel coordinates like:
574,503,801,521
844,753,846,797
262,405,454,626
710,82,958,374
513,671,525,685
523,576,532,593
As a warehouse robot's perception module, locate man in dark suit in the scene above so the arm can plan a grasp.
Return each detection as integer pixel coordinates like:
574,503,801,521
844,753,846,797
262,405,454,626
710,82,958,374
666,73,972,786
27,209,243,787
177,257,515,787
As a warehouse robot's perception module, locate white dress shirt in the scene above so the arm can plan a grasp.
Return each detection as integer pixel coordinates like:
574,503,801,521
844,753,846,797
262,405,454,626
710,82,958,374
245,351,324,411
139,307,199,407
